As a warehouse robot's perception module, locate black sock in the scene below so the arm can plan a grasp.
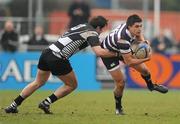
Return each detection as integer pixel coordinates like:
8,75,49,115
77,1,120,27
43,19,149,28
10,95,25,108
114,95,122,110
43,94,58,106
141,74,154,90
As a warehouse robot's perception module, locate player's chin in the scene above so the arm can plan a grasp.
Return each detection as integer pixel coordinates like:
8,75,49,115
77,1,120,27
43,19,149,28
136,32,141,36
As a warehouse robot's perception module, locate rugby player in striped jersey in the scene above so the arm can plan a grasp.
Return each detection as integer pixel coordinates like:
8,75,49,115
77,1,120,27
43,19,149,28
100,14,168,115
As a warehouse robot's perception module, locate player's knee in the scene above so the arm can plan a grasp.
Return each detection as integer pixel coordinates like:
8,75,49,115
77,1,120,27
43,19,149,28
141,69,150,76
31,81,44,89
67,80,78,91
72,81,78,90
115,79,125,88
34,78,47,87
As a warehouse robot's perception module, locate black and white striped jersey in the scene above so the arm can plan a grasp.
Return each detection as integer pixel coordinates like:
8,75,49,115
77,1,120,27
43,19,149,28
101,23,136,54
49,23,99,59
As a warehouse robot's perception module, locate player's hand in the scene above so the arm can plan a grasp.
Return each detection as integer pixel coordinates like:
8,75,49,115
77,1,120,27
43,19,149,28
144,40,150,45
146,50,152,60
144,40,152,59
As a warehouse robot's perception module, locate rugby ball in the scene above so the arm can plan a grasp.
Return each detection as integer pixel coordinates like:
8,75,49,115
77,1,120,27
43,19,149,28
134,43,151,59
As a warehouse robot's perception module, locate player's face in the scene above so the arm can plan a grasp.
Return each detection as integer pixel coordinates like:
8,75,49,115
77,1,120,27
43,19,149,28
128,22,142,37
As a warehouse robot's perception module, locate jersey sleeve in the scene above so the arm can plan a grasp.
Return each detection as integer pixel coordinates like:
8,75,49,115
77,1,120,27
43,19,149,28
117,39,131,54
86,31,100,47
87,36,100,47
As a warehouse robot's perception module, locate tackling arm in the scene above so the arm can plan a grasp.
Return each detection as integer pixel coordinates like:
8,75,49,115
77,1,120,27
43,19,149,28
91,46,117,57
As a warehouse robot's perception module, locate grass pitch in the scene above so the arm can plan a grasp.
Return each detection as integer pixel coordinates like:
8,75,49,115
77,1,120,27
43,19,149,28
0,89,180,124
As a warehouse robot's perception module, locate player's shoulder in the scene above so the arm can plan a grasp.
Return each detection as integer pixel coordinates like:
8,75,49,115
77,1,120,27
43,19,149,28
86,23,96,31
70,23,88,31
69,23,96,33
84,24,98,36
120,24,134,42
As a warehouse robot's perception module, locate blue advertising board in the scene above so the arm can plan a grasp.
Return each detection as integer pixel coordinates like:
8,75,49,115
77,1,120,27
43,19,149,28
0,52,101,90
1,52,179,90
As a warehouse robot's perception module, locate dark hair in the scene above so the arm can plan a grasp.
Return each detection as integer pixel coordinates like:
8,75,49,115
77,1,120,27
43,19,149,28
126,14,142,27
89,16,108,29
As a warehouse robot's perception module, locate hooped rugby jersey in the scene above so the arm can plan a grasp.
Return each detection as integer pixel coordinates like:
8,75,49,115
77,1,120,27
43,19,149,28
49,24,99,59
101,23,136,54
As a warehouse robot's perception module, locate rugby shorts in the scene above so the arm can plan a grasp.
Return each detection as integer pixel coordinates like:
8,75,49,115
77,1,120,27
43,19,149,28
101,56,124,71
38,48,72,75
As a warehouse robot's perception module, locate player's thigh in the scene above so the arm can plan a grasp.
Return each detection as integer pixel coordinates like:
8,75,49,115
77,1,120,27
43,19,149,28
35,69,51,85
101,57,125,82
109,68,125,83
131,63,149,75
57,70,77,88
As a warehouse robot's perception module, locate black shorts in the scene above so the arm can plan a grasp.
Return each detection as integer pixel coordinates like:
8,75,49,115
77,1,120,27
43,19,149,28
38,48,72,75
101,56,124,71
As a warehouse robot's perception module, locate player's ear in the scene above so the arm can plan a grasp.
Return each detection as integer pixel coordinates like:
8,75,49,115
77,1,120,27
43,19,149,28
96,26,101,34
127,25,131,30
96,26,100,30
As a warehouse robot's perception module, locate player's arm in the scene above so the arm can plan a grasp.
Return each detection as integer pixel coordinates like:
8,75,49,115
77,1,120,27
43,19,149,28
117,39,150,66
91,46,117,57
87,35,117,57
122,52,150,67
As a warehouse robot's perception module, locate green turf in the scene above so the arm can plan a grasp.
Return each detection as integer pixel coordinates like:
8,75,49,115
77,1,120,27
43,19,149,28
0,89,180,124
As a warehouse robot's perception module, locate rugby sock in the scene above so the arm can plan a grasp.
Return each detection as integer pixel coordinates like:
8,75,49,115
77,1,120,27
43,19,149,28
10,101,17,108
10,95,25,107
141,74,154,90
114,95,122,110
43,94,58,106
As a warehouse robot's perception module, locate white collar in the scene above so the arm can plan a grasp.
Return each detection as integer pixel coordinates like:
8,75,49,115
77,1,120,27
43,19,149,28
126,29,136,40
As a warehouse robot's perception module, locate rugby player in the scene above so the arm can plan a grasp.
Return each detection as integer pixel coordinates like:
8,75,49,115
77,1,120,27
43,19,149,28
4,16,119,114
100,14,168,115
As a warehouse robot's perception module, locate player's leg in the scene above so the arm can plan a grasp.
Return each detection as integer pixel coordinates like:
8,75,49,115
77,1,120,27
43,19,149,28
38,70,77,114
131,63,153,90
55,71,78,98
21,69,51,98
5,48,51,113
5,69,50,113
131,63,168,93
38,52,77,114
108,68,126,115
101,57,125,115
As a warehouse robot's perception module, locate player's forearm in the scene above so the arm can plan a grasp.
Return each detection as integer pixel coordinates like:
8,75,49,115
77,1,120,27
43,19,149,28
96,49,116,57
92,46,117,57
